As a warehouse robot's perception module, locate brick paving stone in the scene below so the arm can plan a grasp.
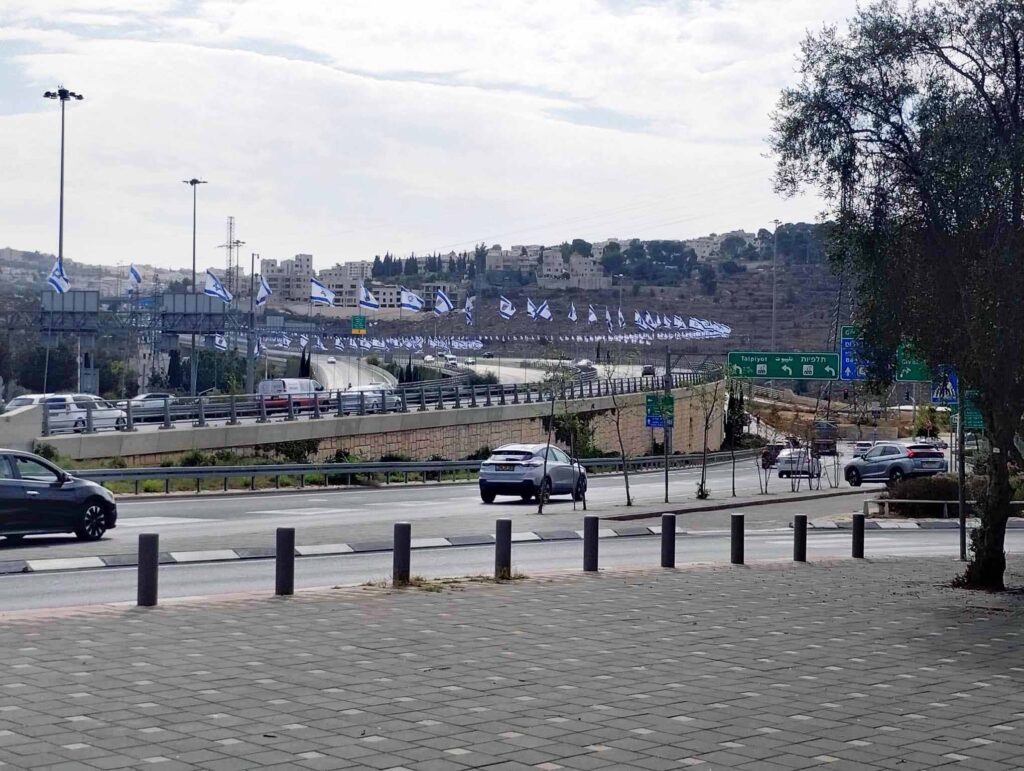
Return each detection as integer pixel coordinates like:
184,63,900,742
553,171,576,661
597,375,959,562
0,558,1022,769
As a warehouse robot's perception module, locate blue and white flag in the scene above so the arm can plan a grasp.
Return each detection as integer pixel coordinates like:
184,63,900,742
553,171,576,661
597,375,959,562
618,307,625,329
310,277,335,306
334,337,344,349
299,334,309,348
359,286,380,310
255,274,272,307
314,336,326,351
568,303,577,322
204,269,232,303
634,309,646,330
526,297,538,320
400,287,425,312
128,263,142,286
47,257,70,294
644,310,655,329
213,334,227,351
254,336,263,356
537,300,552,321
587,305,597,324
434,288,454,316
499,296,516,320
605,307,613,334
463,295,476,326
673,315,685,329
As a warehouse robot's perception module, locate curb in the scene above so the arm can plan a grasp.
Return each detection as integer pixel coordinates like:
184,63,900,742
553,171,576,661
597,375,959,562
603,488,868,521
10,516,1020,575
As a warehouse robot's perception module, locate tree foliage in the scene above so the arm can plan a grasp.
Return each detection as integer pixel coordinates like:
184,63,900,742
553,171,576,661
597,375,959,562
771,0,1024,588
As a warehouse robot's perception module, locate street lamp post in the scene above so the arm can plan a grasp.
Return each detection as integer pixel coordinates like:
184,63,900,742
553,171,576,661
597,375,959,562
42,86,83,393
183,178,207,396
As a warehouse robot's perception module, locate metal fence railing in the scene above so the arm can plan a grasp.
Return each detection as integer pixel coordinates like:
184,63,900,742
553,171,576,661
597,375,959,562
41,368,723,437
75,448,757,495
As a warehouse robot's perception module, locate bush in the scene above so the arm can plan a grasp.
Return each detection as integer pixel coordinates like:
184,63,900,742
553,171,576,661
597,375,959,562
33,443,61,462
180,450,214,467
380,453,411,463
333,448,356,463
882,474,986,517
464,446,492,461
266,439,320,464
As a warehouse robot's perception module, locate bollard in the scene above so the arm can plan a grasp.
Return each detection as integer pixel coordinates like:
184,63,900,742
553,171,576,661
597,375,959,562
793,514,807,562
137,533,159,607
435,385,444,410
661,514,676,568
418,387,427,412
485,385,493,407
258,395,269,423
275,528,295,596
125,401,136,431
401,390,409,413
495,519,512,580
730,513,744,565
311,394,321,420
195,397,206,428
286,394,296,421
583,515,599,572
852,513,865,559
393,522,411,586
85,403,95,433
470,386,478,408
228,394,239,426
359,391,366,416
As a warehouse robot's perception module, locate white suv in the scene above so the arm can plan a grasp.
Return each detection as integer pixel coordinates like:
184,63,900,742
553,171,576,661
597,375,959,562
479,443,587,503
39,394,126,433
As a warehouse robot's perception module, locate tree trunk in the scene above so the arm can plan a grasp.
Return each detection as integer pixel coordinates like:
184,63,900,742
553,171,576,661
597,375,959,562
961,423,1013,590
611,394,632,506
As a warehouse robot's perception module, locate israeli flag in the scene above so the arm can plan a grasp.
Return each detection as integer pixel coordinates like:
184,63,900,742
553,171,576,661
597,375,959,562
128,263,142,286
526,297,538,320
255,274,272,307
213,334,228,351
537,301,552,320
673,315,685,329
588,305,597,324
400,287,425,312
299,334,309,348
47,257,70,294
568,303,577,322
605,307,613,334
204,269,233,304
434,289,454,316
254,336,263,356
644,310,655,329
359,286,380,310
618,307,625,329
310,277,335,306
334,337,344,349
463,295,476,326
499,296,516,320
634,309,645,330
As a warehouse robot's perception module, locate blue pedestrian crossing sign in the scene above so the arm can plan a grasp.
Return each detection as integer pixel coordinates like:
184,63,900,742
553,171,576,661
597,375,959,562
931,369,958,405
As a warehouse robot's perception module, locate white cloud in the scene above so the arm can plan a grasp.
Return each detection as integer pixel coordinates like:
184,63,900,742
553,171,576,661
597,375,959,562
0,0,855,269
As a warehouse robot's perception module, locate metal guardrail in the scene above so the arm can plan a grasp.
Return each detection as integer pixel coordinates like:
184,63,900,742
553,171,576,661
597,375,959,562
40,369,723,437
75,448,757,495
864,498,1024,517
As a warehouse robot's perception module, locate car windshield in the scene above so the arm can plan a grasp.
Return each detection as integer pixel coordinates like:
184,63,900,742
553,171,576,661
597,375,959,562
7,397,36,407
489,450,534,461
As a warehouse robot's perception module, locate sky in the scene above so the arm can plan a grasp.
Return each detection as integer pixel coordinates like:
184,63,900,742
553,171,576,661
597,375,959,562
0,0,857,271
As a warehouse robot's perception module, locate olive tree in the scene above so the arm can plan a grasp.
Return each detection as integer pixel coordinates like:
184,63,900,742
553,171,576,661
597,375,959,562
771,0,1024,588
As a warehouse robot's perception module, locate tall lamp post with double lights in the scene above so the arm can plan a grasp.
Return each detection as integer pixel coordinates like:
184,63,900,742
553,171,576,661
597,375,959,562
42,86,84,393
183,178,207,396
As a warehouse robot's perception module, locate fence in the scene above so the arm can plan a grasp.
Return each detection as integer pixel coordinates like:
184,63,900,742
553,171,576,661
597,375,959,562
864,498,1024,517
40,368,722,437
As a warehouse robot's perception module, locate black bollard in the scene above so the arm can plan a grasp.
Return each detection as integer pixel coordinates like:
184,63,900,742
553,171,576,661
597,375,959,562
393,522,411,586
793,515,807,562
275,528,295,596
730,513,744,565
583,516,599,572
852,513,865,559
495,519,512,580
661,514,676,568
137,533,159,607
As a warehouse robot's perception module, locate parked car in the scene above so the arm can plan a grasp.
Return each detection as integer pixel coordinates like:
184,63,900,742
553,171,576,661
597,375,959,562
776,448,822,478
844,442,948,486
423,354,436,363
0,449,117,542
760,438,799,469
852,440,874,458
479,443,587,503
16,394,128,433
481,351,495,359
641,364,656,376
127,392,173,421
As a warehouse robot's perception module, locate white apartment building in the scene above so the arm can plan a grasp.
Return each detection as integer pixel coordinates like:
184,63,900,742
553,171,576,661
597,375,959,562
260,254,314,302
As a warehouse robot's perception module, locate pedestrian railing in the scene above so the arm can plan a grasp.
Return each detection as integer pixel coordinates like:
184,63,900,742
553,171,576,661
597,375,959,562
864,498,1024,517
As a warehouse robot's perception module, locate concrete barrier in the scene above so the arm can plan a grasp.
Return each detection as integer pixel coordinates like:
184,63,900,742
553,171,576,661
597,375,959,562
0,405,43,452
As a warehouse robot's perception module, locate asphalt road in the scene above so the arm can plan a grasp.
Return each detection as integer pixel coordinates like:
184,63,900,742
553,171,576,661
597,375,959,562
0,529,1006,611
0,459,872,561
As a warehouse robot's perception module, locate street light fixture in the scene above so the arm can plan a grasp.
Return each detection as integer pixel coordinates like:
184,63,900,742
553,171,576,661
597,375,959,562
182,178,207,396
42,86,84,393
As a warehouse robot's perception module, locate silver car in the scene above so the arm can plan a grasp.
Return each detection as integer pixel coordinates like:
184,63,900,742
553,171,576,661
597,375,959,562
479,443,587,503
776,448,822,478
844,442,948,486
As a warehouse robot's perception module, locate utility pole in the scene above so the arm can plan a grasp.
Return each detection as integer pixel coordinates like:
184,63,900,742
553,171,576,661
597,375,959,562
247,252,258,394
183,178,207,396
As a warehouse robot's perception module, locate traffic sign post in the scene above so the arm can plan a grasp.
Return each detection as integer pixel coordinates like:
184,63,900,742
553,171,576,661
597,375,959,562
645,393,674,428
727,351,839,380
351,315,367,336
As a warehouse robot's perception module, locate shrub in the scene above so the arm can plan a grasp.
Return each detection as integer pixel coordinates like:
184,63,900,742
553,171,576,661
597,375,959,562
333,448,356,463
33,443,61,462
267,439,320,464
882,474,986,517
380,453,411,463
180,450,213,467
464,446,492,461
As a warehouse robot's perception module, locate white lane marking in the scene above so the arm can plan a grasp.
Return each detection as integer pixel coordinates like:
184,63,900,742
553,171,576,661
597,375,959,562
246,508,356,516
296,544,354,555
411,537,451,549
511,532,541,542
118,517,216,527
763,535,899,544
27,557,106,572
169,550,239,563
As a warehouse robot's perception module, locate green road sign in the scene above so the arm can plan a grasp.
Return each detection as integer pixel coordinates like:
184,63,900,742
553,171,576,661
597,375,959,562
351,315,367,336
727,351,840,380
963,390,984,430
645,393,674,428
896,344,930,382
840,325,860,339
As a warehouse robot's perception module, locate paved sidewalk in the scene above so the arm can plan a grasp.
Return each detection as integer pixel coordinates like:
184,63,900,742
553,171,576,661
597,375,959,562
0,558,1022,770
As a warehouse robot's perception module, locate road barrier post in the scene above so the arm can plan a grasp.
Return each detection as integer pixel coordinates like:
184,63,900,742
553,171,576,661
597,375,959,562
311,394,321,420
41,406,50,437
228,395,239,426
852,513,865,559
485,385,493,407
275,527,295,596
393,522,411,586
583,515,599,572
195,397,206,428
359,391,366,416
401,390,409,413
730,513,744,565
453,385,462,409
286,394,296,421
499,386,507,406
418,387,427,412
85,402,95,433
124,401,137,431
435,385,444,410
258,395,269,423
661,514,676,568
495,518,512,580
520,384,526,404
793,514,807,562
137,533,159,607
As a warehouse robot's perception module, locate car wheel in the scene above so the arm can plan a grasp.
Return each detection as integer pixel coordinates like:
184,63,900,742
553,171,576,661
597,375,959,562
889,468,905,484
480,489,496,504
74,502,108,541
115,417,127,430
572,476,587,502
846,468,862,487
73,418,86,433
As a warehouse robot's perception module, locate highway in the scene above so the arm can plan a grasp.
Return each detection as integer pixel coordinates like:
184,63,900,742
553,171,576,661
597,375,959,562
0,457,870,562
0,528,1009,611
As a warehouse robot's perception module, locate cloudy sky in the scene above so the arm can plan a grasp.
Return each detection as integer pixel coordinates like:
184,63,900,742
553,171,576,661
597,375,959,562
1,0,855,271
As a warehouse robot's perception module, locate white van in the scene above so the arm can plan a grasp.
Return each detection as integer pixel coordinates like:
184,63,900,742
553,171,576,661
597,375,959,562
257,378,325,409
442,353,458,367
